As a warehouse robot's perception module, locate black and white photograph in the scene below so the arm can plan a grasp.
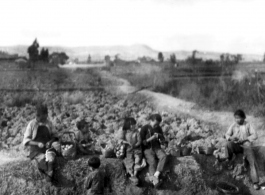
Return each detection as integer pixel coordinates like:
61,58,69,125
1,0,265,194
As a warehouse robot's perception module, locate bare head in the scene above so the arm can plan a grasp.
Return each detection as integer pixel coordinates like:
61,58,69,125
76,119,88,134
123,117,137,131
88,156,101,171
149,114,162,128
234,109,246,125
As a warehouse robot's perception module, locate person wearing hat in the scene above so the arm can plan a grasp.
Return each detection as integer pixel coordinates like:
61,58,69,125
23,103,60,182
224,109,259,190
140,113,167,188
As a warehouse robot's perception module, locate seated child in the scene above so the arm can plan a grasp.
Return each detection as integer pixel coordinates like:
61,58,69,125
23,103,60,182
74,119,94,155
84,156,105,195
119,118,143,183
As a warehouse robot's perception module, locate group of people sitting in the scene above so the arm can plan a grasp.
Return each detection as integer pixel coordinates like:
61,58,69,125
23,102,261,194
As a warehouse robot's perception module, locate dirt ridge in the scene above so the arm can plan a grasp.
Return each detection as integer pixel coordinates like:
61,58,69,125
100,70,265,146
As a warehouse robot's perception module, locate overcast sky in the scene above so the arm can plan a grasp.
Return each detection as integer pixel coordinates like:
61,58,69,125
0,0,264,54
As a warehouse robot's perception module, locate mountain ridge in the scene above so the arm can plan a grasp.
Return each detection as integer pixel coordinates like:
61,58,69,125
0,44,262,62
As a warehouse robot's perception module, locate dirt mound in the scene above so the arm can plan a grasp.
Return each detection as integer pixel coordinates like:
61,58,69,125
0,154,220,195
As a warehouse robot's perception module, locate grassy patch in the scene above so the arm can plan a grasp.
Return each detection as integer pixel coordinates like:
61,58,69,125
111,61,265,117
62,91,85,105
0,61,103,90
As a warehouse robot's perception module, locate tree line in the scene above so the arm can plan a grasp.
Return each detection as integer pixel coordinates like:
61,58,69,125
27,39,69,65
157,50,244,66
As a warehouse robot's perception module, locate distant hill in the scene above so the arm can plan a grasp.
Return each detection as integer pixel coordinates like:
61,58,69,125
0,44,262,62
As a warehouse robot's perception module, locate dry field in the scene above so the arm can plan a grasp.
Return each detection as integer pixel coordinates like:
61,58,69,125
111,61,265,117
0,60,264,195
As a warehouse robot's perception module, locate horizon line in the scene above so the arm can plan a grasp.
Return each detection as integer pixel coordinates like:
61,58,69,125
0,44,263,56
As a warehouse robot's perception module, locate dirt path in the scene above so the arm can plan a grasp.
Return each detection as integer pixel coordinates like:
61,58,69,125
100,70,265,145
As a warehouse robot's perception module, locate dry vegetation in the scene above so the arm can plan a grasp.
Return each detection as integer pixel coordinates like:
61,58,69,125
111,61,265,117
0,60,262,195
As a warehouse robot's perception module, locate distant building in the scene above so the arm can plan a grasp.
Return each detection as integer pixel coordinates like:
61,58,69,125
0,51,19,61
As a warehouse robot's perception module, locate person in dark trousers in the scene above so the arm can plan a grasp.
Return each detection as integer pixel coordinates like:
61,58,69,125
140,114,167,187
225,109,260,190
84,156,105,195
23,103,60,182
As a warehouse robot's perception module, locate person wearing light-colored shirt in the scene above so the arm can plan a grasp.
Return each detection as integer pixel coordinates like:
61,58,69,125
23,103,60,182
224,109,259,190
225,122,257,146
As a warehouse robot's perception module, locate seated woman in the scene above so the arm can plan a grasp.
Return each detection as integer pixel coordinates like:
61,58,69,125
23,103,60,182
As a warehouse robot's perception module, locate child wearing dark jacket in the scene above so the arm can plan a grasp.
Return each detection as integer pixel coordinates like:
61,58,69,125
140,114,167,187
84,156,105,195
